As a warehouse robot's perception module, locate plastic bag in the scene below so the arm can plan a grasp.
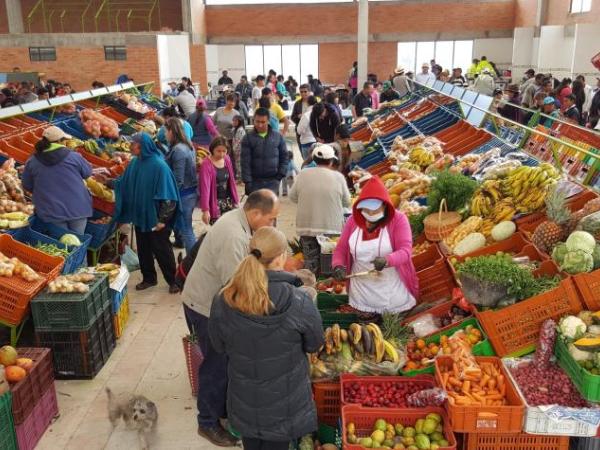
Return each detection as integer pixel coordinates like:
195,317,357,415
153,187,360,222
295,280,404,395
406,388,448,407
533,319,557,369
121,245,140,272
448,330,480,380
408,313,440,338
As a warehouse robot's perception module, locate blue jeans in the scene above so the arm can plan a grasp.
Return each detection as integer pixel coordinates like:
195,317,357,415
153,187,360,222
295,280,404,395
183,304,228,429
180,193,197,255
300,142,316,160
50,217,88,235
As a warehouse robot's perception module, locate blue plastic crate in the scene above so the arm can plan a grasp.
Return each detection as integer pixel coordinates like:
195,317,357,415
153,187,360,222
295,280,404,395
29,217,92,273
55,118,88,141
85,210,117,249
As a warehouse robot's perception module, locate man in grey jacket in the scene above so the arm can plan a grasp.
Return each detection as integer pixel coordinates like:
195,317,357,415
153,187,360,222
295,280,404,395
241,107,288,195
181,189,280,446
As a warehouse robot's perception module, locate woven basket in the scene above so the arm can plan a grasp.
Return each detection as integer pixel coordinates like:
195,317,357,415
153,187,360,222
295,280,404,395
424,199,461,242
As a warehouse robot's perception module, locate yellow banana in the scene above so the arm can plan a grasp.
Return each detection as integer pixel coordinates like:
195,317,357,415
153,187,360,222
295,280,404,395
383,340,400,363
350,323,362,345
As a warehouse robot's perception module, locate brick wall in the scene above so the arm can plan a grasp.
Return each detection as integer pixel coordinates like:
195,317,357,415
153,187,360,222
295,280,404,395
0,45,160,93
17,0,182,33
319,43,356,85
0,2,7,34
190,44,207,94
515,0,600,26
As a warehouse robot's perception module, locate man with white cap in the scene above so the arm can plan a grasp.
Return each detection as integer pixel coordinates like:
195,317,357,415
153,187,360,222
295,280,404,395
22,126,93,234
392,66,411,98
415,63,436,86
473,68,495,96
289,144,351,275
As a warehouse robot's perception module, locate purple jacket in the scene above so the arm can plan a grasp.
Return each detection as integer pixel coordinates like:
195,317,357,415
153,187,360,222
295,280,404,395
198,155,239,219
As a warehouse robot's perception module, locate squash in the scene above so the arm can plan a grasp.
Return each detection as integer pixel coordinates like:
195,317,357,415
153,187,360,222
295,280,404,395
454,232,486,256
569,343,593,361
491,221,516,242
574,337,600,351
588,325,600,336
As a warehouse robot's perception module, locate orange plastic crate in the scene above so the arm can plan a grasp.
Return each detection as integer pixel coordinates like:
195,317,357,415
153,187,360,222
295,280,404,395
76,148,114,169
435,356,525,433
341,405,457,450
573,269,600,311
475,266,582,357
413,242,443,272
0,140,31,164
312,381,340,427
0,234,64,325
463,433,569,450
92,196,115,215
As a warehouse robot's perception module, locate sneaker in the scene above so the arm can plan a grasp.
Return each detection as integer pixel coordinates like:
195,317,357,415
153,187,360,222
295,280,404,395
169,284,181,294
197,425,238,447
136,281,157,291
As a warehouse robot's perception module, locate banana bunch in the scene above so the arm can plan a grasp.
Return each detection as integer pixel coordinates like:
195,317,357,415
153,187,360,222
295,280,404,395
470,180,503,217
320,323,399,364
85,178,115,202
408,146,435,169
63,138,84,149
502,164,560,213
398,162,421,172
443,216,483,249
490,198,516,223
83,140,101,156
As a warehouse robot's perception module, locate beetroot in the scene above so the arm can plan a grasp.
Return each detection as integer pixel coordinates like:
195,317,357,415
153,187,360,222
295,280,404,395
510,361,589,407
533,319,557,369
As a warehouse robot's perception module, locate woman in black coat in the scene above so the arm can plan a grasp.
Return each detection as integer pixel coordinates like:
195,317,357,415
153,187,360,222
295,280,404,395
310,102,341,144
209,226,324,450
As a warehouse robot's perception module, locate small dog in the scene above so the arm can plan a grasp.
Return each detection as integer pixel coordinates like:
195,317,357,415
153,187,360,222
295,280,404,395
106,387,158,450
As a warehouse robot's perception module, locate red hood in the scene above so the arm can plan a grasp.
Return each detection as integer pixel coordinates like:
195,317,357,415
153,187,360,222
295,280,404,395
353,176,395,229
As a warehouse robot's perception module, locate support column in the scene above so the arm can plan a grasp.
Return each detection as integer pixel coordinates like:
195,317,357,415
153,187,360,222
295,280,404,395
357,0,369,87
535,0,548,29
5,0,24,34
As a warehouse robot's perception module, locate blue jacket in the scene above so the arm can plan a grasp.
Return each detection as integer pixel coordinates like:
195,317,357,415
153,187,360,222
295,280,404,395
165,142,198,192
241,128,288,185
22,144,93,223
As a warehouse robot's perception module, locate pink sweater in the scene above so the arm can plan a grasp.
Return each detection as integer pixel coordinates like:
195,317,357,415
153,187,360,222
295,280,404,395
198,155,239,219
332,211,419,299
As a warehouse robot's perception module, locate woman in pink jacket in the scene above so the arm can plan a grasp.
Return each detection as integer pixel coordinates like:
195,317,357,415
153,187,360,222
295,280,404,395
199,136,239,225
332,176,418,314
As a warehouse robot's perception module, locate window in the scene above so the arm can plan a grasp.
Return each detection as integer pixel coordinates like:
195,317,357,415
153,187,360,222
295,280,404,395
29,47,56,62
571,0,592,13
244,44,319,84
104,46,127,61
397,40,473,74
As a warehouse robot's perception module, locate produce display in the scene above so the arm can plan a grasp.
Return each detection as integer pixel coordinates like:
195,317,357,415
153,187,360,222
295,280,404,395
0,159,34,229
95,263,121,281
47,273,95,293
345,413,450,449
558,311,600,374
0,346,32,383
33,242,71,258
79,109,120,139
85,177,115,202
342,378,435,408
0,251,41,281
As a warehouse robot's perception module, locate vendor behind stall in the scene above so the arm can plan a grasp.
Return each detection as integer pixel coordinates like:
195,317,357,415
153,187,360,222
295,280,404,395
332,176,418,314
22,126,93,234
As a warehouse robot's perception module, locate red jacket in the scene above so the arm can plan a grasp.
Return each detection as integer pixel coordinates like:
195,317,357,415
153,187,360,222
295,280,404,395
332,177,419,298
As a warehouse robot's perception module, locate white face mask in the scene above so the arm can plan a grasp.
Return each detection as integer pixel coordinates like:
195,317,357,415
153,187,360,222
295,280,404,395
361,210,384,222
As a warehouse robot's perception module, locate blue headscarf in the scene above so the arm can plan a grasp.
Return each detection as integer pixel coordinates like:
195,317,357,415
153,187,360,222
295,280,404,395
116,74,130,84
113,133,183,232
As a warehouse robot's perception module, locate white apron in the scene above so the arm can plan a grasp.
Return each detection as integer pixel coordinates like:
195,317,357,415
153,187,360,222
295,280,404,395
348,226,416,314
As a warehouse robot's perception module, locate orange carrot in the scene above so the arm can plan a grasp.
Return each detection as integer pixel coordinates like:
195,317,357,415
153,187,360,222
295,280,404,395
462,380,471,393
488,378,497,390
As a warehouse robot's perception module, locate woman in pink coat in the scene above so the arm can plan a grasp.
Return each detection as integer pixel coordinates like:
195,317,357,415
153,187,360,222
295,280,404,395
199,136,239,225
332,176,418,314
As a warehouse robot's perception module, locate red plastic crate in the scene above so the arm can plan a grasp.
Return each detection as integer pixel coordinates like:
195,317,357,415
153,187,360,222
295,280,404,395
15,385,58,450
435,356,525,433
340,373,436,407
10,348,54,424
341,405,457,450
92,196,115,215
463,433,569,450
313,381,340,427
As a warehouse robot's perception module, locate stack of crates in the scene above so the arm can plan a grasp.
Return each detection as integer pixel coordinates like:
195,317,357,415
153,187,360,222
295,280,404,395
31,273,116,379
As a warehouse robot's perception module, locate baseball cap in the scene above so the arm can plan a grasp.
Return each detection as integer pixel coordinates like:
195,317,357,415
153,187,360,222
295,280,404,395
357,198,383,211
543,96,555,105
312,144,338,161
43,126,71,142
383,81,392,90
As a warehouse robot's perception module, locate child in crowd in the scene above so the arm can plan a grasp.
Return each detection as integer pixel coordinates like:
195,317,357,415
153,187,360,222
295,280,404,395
281,150,299,196
231,115,245,182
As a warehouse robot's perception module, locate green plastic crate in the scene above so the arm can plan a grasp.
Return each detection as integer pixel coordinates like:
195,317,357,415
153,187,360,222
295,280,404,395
555,337,600,402
31,273,110,331
401,317,495,376
0,392,18,450
317,293,360,329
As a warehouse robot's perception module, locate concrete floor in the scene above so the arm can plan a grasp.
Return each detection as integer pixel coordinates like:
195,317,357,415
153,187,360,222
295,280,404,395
37,181,300,450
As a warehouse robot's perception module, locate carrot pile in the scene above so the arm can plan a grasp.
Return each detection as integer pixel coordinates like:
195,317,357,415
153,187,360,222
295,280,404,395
438,331,507,407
